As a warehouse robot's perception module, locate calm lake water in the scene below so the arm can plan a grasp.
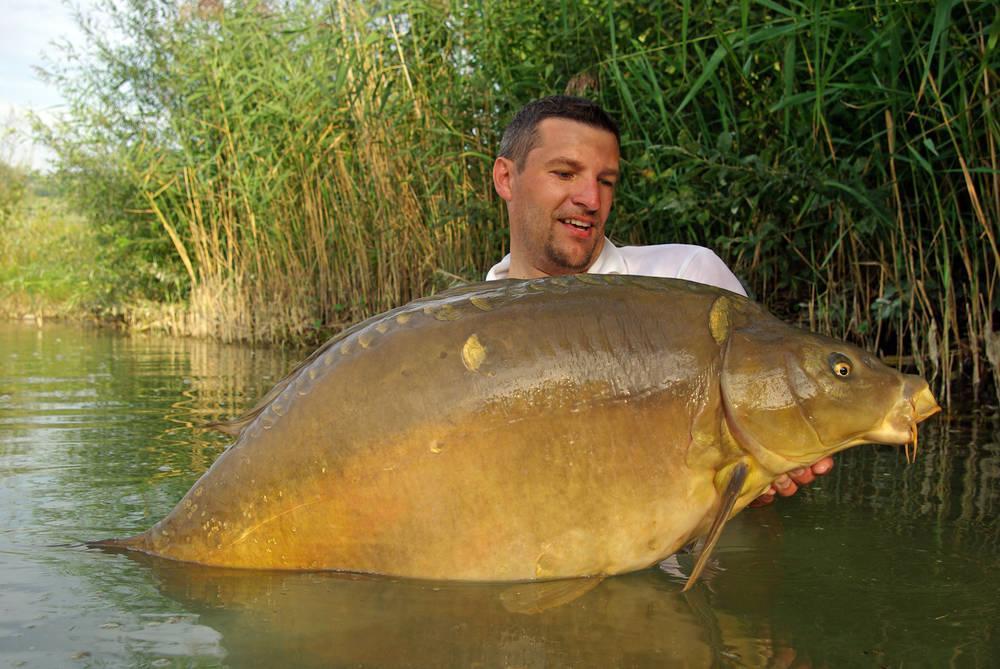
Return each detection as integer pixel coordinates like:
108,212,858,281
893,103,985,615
1,320,997,668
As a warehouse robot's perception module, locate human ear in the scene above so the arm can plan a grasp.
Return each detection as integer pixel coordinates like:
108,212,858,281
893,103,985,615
493,157,515,202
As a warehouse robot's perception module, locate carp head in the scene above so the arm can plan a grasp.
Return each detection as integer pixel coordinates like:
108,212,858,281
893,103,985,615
716,299,940,475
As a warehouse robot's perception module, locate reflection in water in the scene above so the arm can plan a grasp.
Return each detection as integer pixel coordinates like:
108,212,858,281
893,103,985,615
1,321,998,667
126,552,790,668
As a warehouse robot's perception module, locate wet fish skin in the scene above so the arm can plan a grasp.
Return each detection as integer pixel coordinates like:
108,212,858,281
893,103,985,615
94,275,939,581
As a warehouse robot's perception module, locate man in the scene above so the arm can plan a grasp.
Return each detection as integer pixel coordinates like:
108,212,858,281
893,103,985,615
487,95,831,503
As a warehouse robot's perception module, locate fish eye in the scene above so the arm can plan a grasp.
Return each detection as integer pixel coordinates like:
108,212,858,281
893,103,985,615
828,353,853,378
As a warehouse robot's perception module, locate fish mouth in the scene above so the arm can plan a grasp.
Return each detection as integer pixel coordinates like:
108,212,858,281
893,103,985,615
910,383,942,422
860,381,940,456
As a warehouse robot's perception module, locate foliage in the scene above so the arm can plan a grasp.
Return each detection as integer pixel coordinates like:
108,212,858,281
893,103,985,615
38,0,999,399
42,0,505,341
593,0,998,402
0,192,117,316
0,161,27,231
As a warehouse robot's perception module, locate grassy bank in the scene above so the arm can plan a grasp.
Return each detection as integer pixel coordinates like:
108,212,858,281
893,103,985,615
0,193,112,321
35,0,999,401
0,187,212,332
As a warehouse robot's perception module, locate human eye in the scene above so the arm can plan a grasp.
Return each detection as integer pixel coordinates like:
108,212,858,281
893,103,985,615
552,170,574,180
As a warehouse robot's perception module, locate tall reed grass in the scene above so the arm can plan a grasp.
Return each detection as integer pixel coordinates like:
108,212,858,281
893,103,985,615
596,1,998,404
41,0,997,402
113,0,503,343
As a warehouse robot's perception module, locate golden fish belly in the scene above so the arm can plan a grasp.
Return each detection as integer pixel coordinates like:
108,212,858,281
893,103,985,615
138,388,722,579
125,278,731,579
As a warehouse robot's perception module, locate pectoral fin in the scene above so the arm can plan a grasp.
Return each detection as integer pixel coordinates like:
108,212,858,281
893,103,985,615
682,461,750,592
500,577,603,614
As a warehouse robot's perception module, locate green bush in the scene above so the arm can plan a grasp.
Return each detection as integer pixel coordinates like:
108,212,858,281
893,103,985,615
0,161,26,230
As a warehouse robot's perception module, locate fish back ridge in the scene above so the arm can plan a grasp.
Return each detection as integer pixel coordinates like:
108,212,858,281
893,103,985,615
203,280,510,437
204,276,714,438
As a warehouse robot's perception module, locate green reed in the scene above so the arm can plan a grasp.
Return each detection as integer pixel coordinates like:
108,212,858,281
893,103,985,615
41,0,997,401
113,0,504,343
598,0,997,403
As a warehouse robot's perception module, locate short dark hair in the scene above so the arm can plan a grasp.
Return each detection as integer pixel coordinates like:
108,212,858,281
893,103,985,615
499,96,620,170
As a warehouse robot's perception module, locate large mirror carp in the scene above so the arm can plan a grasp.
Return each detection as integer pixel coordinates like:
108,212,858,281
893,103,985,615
92,276,939,589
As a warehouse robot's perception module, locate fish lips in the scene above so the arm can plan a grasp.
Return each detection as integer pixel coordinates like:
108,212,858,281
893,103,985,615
859,380,940,445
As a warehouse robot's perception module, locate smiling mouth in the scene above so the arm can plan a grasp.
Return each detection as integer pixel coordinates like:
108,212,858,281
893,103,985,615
560,218,594,232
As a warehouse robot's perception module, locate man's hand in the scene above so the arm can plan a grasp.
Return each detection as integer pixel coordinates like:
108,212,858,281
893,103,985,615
749,457,834,508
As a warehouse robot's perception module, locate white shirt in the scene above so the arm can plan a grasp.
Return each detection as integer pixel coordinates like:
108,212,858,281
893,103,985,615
486,238,747,297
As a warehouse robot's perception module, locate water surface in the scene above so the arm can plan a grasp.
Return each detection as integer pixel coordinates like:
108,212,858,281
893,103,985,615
1,321,997,667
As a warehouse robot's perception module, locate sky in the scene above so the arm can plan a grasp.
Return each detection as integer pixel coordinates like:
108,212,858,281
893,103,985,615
1,0,91,170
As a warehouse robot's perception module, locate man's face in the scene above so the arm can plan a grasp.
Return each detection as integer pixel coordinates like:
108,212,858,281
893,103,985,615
494,118,620,278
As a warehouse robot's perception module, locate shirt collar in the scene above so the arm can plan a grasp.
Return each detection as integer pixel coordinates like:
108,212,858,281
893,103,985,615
586,238,626,275
485,237,623,281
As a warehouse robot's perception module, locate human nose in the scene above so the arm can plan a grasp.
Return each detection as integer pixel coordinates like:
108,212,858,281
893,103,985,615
571,177,601,213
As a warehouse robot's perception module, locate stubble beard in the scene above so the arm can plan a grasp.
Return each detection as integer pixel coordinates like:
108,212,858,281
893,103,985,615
542,229,597,274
